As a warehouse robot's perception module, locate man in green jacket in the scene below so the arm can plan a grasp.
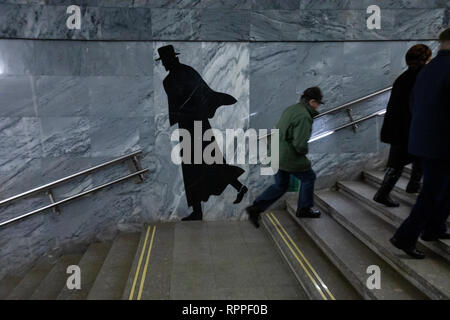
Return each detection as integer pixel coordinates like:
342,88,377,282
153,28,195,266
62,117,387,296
246,87,324,228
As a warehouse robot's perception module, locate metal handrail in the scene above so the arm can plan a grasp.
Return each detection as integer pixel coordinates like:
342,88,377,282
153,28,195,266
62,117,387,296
315,87,392,118
0,149,144,207
308,109,386,143
0,169,149,227
0,150,149,228
258,86,392,140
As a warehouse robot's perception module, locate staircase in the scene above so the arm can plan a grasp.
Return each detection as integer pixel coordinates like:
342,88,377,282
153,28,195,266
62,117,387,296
262,165,450,300
1,168,449,300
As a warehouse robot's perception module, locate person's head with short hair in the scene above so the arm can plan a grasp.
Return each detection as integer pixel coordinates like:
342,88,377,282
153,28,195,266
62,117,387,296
439,27,450,50
301,87,324,109
405,44,432,69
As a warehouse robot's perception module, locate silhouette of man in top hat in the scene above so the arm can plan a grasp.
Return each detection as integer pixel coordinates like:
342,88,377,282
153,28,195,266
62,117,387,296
156,45,248,221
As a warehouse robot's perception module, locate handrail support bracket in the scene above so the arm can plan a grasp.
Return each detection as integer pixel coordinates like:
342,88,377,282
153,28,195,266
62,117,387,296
46,189,61,215
346,108,359,133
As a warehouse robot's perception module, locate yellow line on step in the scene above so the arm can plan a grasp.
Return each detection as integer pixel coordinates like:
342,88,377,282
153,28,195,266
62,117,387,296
266,213,327,300
129,226,151,300
269,212,336,300
137,225,156,300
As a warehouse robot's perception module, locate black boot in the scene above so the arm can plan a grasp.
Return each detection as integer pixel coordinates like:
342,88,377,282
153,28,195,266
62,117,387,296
406,161,422,194
390,237,425,259
233,185,248,204
373,168,402,207
296,207,321,218
182,202,203,221
181,211,203,221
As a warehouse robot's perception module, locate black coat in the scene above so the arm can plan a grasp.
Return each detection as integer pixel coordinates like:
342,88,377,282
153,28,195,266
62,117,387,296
380,67,422,146
163,63,244,207
409,50,450,160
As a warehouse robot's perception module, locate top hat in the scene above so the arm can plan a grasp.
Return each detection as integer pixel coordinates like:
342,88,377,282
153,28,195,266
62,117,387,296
156,45,180,61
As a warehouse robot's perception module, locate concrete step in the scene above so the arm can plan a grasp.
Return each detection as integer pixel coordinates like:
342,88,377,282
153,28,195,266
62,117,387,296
403,164,412,178
57,242,112,300
5,260,54,300
261,210,361,300
123,224,174,300
315,189,450,300
87,232,140,300
29,254,82,300
285,197,427,300
0,276,22,300
363,170,418,206
337,180,450,262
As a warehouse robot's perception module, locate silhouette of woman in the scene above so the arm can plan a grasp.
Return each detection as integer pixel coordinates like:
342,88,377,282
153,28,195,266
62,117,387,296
157,45,248,221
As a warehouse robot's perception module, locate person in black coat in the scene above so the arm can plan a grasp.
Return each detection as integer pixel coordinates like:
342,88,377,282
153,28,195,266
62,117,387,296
157,45,248,221
390,28,450,259
374,44,432,207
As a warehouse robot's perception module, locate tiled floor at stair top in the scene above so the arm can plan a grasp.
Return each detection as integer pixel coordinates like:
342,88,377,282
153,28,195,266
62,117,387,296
168,220,307,300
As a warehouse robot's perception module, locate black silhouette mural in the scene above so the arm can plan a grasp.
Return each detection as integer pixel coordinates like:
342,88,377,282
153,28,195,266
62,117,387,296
157,45,248,221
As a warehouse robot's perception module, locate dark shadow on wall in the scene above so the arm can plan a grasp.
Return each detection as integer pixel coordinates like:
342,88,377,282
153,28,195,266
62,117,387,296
156,45,248,221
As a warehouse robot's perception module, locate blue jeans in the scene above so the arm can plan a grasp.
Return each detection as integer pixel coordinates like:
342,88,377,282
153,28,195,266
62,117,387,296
253,169,316,212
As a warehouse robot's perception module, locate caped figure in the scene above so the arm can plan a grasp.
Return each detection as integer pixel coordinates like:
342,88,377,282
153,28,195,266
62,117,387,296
374,44,432,207
245,87,324,228
390,28,450,259
157,45,248,221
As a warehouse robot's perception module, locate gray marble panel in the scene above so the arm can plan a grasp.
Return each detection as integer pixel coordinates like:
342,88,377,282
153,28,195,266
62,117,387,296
35,76,90,117
87,76,153,117
0,4,47,38
346,9,395,40
0,40,34,75
0,157,43,197
151,9,201,40
296,42,345,109
199,9,250,41
0,211,55,277
38,156,93,199
342,42,391,101
89,117,140,157
297,10,347,40
93,7,152,40
0,76,36,117
42,5,93,40
0,117,42,159
134,0,201,8
80,42,153,76
249,43,298,130
311,150,389,189
300,0,350,9
201,0,252,9
252,0,299,10
250,10,300,41
33,41,82,75
40,117,90,157
346,0,449,9
203,42,249,131
392,9,446,40
309,117,379,154
44,6,151,41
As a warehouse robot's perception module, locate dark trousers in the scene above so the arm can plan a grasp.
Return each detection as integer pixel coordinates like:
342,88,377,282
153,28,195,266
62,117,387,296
253,168,316,212
387,144,422,185
393,158,450,248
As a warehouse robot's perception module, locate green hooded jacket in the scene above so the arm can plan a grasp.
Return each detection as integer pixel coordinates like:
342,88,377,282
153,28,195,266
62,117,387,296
276,99,319,172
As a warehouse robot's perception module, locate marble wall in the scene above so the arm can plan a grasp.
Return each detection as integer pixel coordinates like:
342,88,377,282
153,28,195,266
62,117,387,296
0,1,447,276
0,1,448,40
